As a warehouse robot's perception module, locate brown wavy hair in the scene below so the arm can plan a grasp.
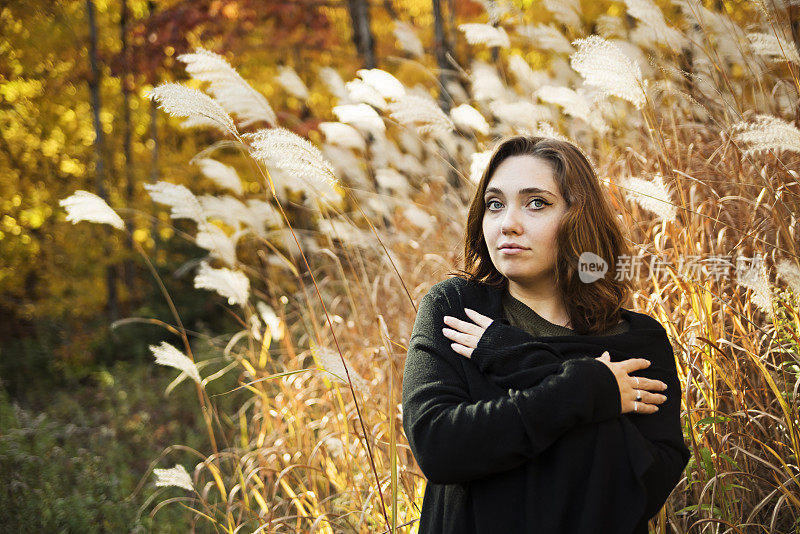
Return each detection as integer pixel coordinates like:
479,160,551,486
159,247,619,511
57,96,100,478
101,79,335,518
448,134,634,335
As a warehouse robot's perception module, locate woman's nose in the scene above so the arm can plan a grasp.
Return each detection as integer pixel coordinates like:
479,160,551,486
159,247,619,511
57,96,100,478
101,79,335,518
500,208,522,233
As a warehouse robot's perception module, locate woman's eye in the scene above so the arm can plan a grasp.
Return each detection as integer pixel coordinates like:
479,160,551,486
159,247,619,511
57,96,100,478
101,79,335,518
486,200,502,210
530,198,548,209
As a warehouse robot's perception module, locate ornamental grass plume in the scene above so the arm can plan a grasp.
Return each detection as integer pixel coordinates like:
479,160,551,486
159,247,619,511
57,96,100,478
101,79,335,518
469,60,509,102
193,260,250,307
275,65,309,99
731,114,800,155
746,32,800,65
570,35,646,109
387,94,455,135
458,23,510,48
345,79,388,110
542,0,581,30
450,103,490,135
519,24,574,54
536,85,608,133
195,224,241,267
624,0,687,50
507,55,551,92
150,341,202,385
332,102,386,134
319,122,366,151
59,190,125,230
194,158,243,195
617,173,678,223
153,464,194,492
145,82,238,138
737,255,774,316
776,259,800,294
357,68,406,100
393,20,424,58
488,100,554,129
144,181,206,225
246,126,339,188
177,48,277,127
310,344,370,393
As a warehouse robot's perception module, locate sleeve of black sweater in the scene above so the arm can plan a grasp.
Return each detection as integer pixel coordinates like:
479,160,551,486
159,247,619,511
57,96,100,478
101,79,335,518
624,324,691,521
401,290,621,485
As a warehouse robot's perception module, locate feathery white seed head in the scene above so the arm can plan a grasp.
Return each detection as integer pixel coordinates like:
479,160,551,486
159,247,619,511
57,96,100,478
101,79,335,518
311,344,370,392
596,15,626,38
731,114,800,155
144,181,205,224
357,68,406,100
570,35,646,109
543,0,582,30
776,259,800,295
153,464,194,491
195,223,240,266
618,173,677,222
519,24,574,54
146,82,237,137
375,167,411,195
470,61,509,102
150,341,202,384
198,194,249,228
747,33,800,64
737,255,773,316
332,103,386,134
194,158,243,195
256,301,284,341
247,127,338,187
458,23,510,48
450,104,490,135
345,79,387,110
469,150,493,184
60,190,125,230
318,66,348,100
393,21,424,57
194,260,250,307
319,122,366,151
388,94,454,135
276,65,309,99
507,55,551,92
624,0,687,49
489,100,554,128
178,48,277,127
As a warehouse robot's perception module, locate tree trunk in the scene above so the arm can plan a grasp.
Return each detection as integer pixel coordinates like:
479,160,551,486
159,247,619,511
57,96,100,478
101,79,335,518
120,0,137,308
432,0,453,114
346,0,376,69
148,0,161,251
86,0,118,322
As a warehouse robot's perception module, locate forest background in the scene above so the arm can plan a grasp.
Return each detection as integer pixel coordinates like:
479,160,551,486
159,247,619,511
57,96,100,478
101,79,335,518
2,0,800,532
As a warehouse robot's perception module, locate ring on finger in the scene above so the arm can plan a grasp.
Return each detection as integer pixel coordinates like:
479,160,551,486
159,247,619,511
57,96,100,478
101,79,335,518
635,390,642,402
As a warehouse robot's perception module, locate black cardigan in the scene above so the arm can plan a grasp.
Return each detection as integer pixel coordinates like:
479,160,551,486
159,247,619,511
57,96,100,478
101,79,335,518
401,276,690,533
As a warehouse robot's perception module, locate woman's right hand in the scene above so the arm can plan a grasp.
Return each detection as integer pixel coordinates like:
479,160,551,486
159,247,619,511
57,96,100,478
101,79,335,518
595,351,668,414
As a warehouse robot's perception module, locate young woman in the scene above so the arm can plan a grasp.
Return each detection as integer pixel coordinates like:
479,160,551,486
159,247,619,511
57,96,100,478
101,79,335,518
402,135,689,533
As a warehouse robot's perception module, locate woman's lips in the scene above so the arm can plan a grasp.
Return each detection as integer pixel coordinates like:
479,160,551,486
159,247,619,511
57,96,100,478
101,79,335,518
499,247,528,255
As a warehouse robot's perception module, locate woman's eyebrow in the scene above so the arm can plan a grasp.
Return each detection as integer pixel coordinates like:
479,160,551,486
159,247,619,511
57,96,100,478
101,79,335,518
485,186,555,197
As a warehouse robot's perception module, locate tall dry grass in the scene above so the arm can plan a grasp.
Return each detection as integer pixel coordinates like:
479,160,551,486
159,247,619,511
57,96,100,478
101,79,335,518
60,0,800,532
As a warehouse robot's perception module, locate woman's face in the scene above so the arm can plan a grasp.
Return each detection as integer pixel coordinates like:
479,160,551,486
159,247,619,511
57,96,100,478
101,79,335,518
482,155,568,291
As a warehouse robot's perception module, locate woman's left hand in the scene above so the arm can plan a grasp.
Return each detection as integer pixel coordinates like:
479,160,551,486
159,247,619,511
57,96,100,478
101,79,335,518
442,308,494,359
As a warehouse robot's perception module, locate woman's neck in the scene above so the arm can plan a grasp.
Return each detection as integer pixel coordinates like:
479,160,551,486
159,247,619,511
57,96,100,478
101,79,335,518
507,281,571,328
